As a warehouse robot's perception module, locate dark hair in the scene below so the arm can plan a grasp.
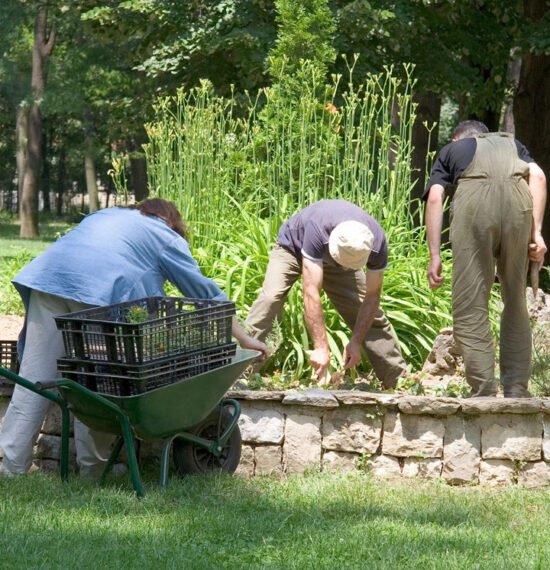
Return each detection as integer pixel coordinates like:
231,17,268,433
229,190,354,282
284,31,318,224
130,198,188,239
452,120,489,141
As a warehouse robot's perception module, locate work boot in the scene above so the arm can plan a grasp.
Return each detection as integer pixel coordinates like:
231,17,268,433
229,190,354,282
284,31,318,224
468,380,498,398
503,387,532,398
80,462,127,480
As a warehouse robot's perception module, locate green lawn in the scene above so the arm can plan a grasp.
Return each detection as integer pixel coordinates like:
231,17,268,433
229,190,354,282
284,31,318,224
0,212,73,260
0,471,549,569
0,213,74,315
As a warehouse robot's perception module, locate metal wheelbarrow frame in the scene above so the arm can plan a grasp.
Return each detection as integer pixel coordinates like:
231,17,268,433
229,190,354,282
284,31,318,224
0,348,259,497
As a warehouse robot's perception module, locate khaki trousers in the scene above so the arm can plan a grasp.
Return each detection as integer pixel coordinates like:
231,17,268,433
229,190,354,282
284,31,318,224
450,134,532,397
245,245,406,387
0,290,115,476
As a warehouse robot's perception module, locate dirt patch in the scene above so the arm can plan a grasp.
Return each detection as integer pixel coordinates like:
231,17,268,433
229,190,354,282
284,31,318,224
0,315,24,340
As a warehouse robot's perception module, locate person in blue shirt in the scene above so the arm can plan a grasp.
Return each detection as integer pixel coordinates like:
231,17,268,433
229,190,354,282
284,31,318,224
0,198,266,477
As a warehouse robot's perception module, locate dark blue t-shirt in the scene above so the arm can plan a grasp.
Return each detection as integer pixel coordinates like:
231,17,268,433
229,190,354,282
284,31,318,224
277,200,388,271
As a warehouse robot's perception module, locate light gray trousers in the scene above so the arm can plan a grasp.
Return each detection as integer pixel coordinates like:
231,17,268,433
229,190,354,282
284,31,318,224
0,290,114,476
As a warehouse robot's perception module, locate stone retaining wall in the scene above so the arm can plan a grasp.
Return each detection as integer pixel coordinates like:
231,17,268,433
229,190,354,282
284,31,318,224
232,390,550,487
1,386,550,487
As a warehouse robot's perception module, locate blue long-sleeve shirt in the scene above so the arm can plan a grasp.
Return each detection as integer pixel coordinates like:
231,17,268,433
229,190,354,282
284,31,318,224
13,207,226,311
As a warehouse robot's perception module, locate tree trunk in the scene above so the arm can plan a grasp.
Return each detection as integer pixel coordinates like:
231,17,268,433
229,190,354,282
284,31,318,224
500,57,521,133
41,128,51,213
83,107,99,212
20,104,42,237
84,133,99,212
19,5,56,238
56,145,66,216
15,105,28,213
411,90,441,203
129,136,149,202
514,0,550,261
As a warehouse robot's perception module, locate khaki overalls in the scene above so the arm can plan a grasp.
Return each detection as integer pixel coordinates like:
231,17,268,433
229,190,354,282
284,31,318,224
450,133,533,397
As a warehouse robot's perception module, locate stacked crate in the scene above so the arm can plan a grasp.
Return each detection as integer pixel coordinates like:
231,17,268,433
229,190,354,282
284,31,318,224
55,297,237,396
0,340,19,373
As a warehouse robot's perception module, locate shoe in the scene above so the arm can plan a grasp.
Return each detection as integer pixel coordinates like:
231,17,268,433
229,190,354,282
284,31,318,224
0,462,16,477
504,391,532,398
111,463,128,478
80,462,128,480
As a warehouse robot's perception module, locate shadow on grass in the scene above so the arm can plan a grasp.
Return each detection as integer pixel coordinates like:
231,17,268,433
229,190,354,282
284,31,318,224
1,469,549,568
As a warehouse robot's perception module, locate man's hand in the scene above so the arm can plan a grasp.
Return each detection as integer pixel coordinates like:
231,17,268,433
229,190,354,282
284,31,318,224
427,255,445,289
529,233,547,269
344,338,362,369
306,347,330,379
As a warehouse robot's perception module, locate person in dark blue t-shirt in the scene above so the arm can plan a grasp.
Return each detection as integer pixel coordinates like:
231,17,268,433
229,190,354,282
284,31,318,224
245,199,406,387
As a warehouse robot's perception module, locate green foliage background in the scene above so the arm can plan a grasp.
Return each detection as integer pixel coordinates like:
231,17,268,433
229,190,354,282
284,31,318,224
121,63,460,381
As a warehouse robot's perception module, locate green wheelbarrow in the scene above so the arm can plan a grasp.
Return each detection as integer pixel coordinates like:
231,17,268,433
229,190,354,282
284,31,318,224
0,348,259,497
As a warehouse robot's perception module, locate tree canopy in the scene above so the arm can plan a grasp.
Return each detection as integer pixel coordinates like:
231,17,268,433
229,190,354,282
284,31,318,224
0,0,549,220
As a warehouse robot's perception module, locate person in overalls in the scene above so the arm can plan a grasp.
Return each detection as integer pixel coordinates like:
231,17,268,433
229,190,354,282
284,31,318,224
424,120,547,397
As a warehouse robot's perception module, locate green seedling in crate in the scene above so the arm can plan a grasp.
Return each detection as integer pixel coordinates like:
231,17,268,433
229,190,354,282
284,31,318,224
126,306,149,324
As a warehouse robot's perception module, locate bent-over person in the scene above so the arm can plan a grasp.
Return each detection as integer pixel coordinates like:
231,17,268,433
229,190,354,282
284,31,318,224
245,199,406,387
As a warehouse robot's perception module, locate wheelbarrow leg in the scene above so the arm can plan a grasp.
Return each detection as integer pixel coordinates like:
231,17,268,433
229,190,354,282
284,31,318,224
0,367,72,483
159,435,179,488
98,421,144,498
59,405,71,482
118,415,145,498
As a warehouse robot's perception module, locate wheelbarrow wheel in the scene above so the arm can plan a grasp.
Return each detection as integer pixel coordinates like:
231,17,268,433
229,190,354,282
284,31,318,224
173,407,241,475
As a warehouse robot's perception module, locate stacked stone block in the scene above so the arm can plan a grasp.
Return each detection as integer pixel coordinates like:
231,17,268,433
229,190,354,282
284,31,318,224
2,384,550,487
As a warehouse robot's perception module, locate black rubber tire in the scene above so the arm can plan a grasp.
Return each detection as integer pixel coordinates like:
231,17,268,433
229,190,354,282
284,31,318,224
173,406,242,475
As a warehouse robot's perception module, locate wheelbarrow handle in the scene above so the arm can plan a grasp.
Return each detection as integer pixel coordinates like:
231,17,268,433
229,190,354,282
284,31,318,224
35,379,63,390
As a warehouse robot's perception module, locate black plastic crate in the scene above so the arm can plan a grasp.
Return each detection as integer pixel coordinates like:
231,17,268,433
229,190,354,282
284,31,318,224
55,296,235,364
57,343,237,397
0,340,19,373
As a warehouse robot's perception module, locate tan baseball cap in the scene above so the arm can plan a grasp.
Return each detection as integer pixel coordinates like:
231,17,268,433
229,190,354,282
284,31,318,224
328,221,374,270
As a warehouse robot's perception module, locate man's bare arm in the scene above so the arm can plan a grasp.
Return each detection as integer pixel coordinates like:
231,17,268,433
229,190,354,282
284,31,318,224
302,258,330,377
528,162,547,267
344,270,383,369
425,184,445,289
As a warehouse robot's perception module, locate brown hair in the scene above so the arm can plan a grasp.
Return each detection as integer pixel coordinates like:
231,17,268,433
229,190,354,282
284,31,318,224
130,198,188,239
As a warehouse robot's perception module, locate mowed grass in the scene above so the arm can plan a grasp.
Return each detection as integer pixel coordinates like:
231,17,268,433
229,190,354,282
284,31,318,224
0,213,75,314
0,471,549,569
0,212,73,260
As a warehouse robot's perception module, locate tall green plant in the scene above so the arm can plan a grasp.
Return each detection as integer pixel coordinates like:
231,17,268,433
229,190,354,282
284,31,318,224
268,0,336,82
137,61,479,380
